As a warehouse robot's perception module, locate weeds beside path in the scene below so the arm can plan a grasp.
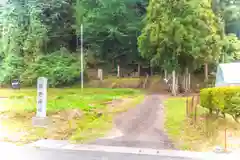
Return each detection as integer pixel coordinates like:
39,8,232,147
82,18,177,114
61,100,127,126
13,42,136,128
0,88,144,144
164,97,240,151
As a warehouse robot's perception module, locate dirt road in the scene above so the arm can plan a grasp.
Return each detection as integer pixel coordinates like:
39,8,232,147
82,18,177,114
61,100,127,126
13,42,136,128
91,95,174,149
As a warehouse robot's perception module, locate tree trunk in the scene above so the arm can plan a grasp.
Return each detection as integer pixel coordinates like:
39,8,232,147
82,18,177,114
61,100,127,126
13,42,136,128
143,73,149,89
112,60,114,72
164,69,167,79
172,70,176,96
184,68,189,92
137,64,141,77
183,74,186,91
188,72,191,91
204,63,208,82
183,68,191,92
176,73,179,94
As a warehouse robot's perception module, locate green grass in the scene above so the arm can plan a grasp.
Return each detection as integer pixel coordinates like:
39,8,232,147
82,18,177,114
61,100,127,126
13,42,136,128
164,98,187,138
164,97,212,150
69,111,114,143
0,88,144,144
85,77,143,88
164,97,211,150
70,94,144,142
0,88,141,113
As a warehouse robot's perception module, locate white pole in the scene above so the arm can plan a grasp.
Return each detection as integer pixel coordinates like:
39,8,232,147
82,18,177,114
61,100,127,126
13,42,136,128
81,24,84,89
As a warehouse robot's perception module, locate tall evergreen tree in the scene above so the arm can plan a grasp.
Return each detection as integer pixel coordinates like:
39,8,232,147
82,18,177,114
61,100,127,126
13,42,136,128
138,0,223,73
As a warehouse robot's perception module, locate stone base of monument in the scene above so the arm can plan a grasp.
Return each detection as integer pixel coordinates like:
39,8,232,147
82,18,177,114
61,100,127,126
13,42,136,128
32,116,50,128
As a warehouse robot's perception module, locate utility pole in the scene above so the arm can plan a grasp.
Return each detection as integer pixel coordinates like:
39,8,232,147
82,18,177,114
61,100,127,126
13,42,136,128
80,24,84,89
75,0,84,89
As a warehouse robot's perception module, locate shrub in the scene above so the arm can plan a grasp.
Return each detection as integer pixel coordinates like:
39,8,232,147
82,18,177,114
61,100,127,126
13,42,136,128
0,54,25,85
20,48,83,87
200,87,240,121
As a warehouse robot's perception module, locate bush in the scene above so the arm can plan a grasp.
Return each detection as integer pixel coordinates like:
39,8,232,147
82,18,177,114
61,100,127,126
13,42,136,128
200,87,240,121
20,48,83,87
0,54,25,85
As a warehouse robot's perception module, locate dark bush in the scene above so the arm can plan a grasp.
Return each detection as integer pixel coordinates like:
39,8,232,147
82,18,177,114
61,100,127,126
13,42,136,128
20,48,83,87
0,54,25,85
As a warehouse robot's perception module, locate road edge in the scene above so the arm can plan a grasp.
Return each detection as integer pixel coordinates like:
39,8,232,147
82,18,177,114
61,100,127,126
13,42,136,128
27,140,234,159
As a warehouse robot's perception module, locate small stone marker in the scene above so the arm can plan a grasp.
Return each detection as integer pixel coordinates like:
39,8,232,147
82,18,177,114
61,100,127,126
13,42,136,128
97,69,103,81
36,77,48,117
117,65,120,77
32,77,49,127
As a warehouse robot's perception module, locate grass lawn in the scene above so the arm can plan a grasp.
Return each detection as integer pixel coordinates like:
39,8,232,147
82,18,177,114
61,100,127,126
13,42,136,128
164,97,240,151
85,77,144,88
0,88,144,144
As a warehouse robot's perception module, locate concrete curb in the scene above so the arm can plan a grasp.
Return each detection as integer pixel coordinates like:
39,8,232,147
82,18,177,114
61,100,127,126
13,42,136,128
28,140,238,160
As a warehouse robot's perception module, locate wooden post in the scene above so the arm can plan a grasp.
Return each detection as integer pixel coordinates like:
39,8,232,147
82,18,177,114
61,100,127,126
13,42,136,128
184,68,187,92
191,96,194,117
188,73,191,91
97,69,100,80
176,73,179,94
183,74,186,92
194,96,197,123
224,128,227,152
150,65,153,76
196,95,200,105
185,68,189,92
186,97,189,117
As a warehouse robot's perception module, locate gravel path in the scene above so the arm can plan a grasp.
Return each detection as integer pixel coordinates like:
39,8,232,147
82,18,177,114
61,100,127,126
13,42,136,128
91,94,175,149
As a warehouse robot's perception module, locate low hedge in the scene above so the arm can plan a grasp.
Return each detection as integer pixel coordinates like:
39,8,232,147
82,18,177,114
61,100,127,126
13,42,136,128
200,87,240,121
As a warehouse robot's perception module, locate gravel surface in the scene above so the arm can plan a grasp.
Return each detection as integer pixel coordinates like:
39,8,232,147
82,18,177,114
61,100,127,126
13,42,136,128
91,95,174,149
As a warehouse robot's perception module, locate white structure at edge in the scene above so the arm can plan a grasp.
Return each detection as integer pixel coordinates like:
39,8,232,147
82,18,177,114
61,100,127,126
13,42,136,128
37,77,48,117
215,62,240,87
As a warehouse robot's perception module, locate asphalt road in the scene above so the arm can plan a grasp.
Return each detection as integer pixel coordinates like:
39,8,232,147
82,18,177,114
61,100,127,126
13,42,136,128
0,142,237,160
3,147,197,160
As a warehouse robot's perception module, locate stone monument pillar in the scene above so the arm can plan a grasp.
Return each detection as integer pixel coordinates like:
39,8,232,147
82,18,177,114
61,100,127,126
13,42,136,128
32,77,49,127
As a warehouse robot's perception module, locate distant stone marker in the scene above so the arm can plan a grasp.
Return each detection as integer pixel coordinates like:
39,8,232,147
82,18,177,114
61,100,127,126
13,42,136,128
32,77,49,127
117,65,120,77
97,68,103,81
